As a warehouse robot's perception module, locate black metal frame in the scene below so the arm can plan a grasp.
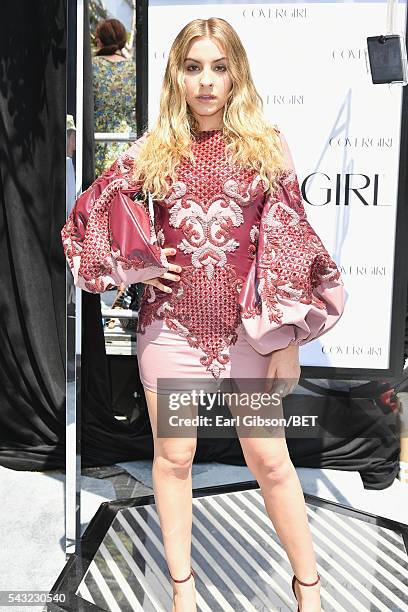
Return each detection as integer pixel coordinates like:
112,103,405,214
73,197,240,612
136,0,149,136
135,0,408,381
48,477,408,611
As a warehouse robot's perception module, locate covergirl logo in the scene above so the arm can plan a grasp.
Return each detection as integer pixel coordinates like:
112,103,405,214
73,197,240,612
329,137,393,148
264,94,304,105
301,173,390,206
321,345,382,356
332,48,366,61
242,7,307,19
339,265,387,277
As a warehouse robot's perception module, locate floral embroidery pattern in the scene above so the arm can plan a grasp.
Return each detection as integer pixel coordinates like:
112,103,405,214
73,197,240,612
248,224,259,259
152,265,243,378
137,130,265,377
254,170,341,325
61,149,166,293
62,128,343,375
163,180,248,281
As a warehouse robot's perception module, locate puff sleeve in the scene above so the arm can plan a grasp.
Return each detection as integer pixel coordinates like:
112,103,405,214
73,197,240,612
60,134,169,293
238,129,345,354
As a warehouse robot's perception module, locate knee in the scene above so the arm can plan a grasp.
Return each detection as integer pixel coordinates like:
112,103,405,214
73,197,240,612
249,452,293,485
154,443,196,477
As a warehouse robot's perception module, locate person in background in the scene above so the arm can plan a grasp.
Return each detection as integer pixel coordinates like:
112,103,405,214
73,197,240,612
66,115,76,216
92,18,137,177
92,18,137,327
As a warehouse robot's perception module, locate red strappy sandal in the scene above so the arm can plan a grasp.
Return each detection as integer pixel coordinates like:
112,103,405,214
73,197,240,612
291,572,320,611
170,567,196,583
170,568,196,611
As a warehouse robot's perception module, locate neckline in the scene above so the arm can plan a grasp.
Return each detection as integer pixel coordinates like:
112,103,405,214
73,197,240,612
96,56,128,63
193,129,223,140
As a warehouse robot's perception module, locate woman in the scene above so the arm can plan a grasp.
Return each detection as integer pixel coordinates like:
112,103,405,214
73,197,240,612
92,18,137,177
62,17,345,612
92,18,138,327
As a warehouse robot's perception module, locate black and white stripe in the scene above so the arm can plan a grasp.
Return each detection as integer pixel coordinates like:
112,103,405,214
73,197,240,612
76,488,408,611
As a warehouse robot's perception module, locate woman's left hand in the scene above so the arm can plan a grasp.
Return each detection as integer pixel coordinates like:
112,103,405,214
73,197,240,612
264,344,301,397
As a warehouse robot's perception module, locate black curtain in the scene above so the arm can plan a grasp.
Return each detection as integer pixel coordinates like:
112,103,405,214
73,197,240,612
0,1,400,490
0,1,67,469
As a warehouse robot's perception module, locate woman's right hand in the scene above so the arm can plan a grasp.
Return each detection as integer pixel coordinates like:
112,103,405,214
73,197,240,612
144,247,181,293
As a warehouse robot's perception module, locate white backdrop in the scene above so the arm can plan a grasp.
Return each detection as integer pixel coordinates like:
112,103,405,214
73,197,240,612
147,0,407,370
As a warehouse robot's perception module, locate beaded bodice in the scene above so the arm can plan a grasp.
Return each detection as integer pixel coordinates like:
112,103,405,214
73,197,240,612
137,129,267,377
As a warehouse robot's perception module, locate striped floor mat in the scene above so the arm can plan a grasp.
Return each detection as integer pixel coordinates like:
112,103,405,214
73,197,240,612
74,488,408,612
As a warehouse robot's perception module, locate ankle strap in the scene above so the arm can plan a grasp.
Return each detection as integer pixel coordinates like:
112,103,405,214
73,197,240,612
170,568,196,583
294,572,320,587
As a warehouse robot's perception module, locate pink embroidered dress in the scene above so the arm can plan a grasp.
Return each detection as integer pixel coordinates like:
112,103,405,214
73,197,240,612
61,128,345,392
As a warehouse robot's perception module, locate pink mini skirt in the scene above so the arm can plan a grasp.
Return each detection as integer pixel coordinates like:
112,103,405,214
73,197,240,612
136,318,271,395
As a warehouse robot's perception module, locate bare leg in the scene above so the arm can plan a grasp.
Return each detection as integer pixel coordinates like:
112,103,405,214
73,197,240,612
143,387,197,612
229,399,321,612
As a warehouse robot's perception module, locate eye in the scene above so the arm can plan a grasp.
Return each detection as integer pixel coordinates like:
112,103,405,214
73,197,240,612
185,64,200,72
215,64,227,72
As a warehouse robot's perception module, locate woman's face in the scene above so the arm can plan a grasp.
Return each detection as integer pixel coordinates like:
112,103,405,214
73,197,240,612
183,36,233,129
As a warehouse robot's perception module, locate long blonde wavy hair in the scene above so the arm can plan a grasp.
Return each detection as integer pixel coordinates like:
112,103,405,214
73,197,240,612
133,17,286,199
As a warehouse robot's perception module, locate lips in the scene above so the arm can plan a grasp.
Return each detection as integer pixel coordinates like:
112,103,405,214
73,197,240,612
196,95,216,100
